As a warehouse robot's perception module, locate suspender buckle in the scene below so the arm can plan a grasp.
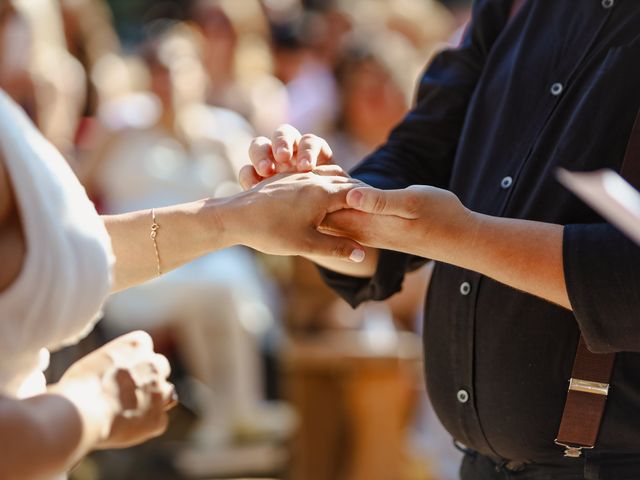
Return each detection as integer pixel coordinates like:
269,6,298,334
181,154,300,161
568,378,609,396
553,440,594,458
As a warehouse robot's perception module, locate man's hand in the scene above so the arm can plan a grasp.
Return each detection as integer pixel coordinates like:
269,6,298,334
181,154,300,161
322,185,571,308
321,185,478,261
239,124,338,190
222,170,367,263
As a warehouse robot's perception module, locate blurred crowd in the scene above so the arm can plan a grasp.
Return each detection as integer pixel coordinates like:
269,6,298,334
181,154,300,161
0,0,471,478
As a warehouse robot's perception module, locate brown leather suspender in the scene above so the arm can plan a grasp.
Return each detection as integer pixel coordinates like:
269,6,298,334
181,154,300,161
554,108,640,458
554,338,615,457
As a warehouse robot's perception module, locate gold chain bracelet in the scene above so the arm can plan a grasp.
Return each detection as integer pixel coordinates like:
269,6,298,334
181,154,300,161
150,209,162,276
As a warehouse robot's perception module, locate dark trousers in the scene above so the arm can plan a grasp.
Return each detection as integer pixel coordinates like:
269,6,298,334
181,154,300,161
460,451,640,480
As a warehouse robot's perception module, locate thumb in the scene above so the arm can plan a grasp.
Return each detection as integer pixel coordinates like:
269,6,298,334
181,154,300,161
346,187,417,218
306,230,366,263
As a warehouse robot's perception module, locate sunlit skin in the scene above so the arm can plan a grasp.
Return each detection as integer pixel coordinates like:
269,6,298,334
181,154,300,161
240,124,570,310
0,124,368,478
0,331,174,480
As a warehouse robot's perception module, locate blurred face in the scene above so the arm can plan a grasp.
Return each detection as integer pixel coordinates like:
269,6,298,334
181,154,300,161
273,47,307,84
342,60,407,144
193,6,236,78
149,62,173,107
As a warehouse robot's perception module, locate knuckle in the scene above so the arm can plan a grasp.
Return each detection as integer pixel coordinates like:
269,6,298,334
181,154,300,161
154,354,171,376
129,330,154,350
372,193,387,213
275,124,298,140
404,195,420,215
300,133,318,147
249,137,270,156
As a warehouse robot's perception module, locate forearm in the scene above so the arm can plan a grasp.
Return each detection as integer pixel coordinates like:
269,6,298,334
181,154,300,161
0,381,114,479
103,198,231,292
446,214,570,309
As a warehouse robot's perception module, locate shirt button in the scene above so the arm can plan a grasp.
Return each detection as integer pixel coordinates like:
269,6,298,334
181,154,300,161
457,389,470,404
602,0,614,9
550,82,563,96
500,176,513,189
460,282,471,296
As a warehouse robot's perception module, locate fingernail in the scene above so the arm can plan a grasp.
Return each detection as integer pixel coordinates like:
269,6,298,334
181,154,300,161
259,160,271,174
298,158,311,170
348,190,364,208
349,249,366,263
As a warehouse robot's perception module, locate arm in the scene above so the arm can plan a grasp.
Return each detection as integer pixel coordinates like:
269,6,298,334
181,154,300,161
0,381,113,479
563,223,640,353
103,201,226,293
0,331,174,479
321,185,569,308
239,0,513,287
106,170,368,292
325,185,640,353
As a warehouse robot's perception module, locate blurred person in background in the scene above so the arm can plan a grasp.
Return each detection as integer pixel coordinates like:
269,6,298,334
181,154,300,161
59,0,121,116
268,8,340,136
0,2,38,119
191,0,290,136
329,32,417,172
81,22,296,462
10,0,86,156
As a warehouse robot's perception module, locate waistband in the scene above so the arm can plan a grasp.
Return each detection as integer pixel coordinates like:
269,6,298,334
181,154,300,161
456,443,640,480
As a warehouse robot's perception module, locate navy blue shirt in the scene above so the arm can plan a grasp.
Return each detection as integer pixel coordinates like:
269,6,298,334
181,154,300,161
320,0,640,464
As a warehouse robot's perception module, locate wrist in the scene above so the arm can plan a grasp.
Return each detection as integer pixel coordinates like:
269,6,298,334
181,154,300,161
445,209,486,269
195,196,239,252
49,375,118,444
427,207,484,266
210,192,252,249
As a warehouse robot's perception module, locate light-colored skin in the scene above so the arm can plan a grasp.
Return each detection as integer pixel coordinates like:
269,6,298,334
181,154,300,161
0,331,174,480
241,125,571,310
239,125,379,278
0,141,368,478
106,167,366,292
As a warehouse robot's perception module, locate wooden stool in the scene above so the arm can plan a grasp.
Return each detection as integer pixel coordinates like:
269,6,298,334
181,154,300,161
281,331,426,480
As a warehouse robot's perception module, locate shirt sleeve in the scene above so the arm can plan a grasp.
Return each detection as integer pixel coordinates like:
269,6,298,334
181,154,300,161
564,223,640,353
319,0,514,307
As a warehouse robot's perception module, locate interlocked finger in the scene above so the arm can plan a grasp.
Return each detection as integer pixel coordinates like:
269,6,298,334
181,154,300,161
249,136,276,177
271,124,301,166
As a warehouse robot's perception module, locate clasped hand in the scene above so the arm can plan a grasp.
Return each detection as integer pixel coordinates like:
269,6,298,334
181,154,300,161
238,125,476,262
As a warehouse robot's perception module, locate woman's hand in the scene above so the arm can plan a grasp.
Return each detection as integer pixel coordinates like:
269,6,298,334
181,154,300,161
239,124,338,190
222,169,367,263
320,185,478,261
56,331,176,450
234,125,381,276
